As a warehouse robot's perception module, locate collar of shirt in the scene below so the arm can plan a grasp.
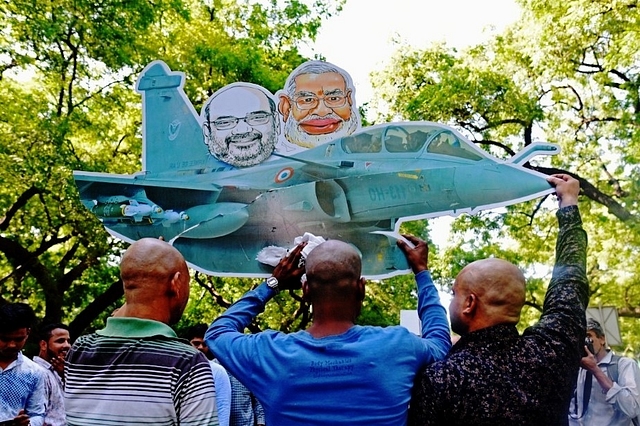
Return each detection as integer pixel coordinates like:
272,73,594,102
32,356,54,372
596,349,614,366
0,351,24,373
97,317,178,339
450,323,520,353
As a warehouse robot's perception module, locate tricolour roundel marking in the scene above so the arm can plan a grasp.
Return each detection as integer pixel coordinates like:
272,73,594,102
275,167,294,183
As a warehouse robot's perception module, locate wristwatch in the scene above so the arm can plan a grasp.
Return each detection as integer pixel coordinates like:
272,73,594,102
266,276,279,292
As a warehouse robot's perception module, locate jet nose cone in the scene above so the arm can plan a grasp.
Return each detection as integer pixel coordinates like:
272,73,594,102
454,164,553,211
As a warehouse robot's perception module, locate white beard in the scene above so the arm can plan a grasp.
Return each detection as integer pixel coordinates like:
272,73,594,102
209,126,277,167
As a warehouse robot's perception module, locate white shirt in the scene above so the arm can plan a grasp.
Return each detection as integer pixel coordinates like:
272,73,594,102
569,351,640,426
32,356,66,426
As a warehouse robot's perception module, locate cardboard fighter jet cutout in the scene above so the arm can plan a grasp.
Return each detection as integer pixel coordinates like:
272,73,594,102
74,60,559,279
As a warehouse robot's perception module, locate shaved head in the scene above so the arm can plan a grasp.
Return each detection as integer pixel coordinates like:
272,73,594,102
118,238,190,324
121,239,187,292
450,258,526,335
304,240,362,303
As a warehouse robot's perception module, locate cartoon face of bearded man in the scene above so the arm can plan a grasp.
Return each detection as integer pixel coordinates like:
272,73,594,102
203,84,279,167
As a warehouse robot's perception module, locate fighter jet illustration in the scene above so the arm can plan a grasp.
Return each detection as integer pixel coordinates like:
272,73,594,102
74,61,560,279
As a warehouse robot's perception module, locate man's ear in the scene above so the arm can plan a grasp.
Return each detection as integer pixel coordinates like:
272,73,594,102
39,338,47,354
346,89,353,106
202,122,211,145
357,277,366,301
278,95,291,122
168,271,182,297
273,111,281,135
462,293,477,316
301,279,310,302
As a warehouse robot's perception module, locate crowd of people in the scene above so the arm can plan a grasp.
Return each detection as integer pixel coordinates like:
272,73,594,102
2,174,639,425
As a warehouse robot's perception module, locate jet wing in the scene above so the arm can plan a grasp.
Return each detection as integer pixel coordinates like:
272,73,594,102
73,171,255,243
74,171,223,192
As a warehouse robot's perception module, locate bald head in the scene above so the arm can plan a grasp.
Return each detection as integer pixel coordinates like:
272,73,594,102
304,240,362,303
121,238,187,290
118,238,190,324
450,258,526,334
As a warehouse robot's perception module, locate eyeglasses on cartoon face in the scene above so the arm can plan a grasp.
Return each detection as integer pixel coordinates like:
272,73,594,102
211,112,273,130
293,94,347,110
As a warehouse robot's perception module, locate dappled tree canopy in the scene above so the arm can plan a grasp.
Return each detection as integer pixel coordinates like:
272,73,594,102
4,0,639,355
0,0,348,337
372,0,640,353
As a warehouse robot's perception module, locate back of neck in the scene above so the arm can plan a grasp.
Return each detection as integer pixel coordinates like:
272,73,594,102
306,320,355,338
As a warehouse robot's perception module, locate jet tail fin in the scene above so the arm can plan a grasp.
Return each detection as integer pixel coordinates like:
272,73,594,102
135,61,211,175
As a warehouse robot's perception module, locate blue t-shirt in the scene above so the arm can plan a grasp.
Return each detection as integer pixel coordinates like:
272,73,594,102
207,270,450,426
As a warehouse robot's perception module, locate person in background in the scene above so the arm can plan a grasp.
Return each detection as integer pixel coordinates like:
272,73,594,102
569,318,640,425
33,323,70,426
409,174,589,425
64,238,219,425
186,324,232,426
0,302,46,426
187,324,265,426
207,235,450,425
227,374,266,426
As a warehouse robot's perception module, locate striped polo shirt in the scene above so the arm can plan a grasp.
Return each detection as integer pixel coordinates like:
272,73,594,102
64,317,218,425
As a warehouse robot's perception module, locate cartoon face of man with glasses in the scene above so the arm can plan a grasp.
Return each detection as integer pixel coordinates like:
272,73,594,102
202,83,280,167
277,61,361,149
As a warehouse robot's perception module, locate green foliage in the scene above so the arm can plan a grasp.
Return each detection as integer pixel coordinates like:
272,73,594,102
372,0,640,353
9,0,640,352
0,0,343,336
360,274,419,326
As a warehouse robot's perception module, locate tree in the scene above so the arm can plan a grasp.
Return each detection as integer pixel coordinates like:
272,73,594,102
371,0,640,353
0,0,345,337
